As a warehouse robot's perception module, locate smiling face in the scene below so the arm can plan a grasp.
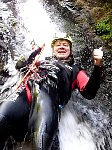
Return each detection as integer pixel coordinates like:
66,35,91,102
52,39,71,59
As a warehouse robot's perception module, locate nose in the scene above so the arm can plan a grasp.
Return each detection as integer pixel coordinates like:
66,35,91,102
59,44,65,49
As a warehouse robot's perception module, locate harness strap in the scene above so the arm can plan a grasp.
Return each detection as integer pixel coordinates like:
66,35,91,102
25,77,32,103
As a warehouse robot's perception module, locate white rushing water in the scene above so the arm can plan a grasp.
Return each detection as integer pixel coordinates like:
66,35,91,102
59,107,97,150
16,0,61,60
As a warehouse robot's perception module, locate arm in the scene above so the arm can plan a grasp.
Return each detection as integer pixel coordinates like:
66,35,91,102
15,47,41,71
77,47,103,99
25,47,41,65
77,66,103,99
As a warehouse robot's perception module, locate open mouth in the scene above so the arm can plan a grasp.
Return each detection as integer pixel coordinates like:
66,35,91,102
58,50,66,53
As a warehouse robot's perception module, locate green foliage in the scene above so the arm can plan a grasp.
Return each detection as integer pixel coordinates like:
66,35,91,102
95,16,112,41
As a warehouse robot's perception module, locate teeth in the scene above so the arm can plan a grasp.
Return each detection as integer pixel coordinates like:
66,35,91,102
58,51,66,53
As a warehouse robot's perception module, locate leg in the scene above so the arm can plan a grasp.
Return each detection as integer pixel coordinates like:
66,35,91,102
0,114,10,149
0,90,30,149
34,87,59,150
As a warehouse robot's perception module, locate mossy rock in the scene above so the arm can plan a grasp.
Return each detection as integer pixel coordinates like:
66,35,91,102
95,15,112,50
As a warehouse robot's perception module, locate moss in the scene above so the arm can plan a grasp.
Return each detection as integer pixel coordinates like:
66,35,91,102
75,0,112,50
103,2,112,13
95,16,112,41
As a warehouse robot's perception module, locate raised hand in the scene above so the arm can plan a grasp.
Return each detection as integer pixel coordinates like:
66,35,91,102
93,47,103,66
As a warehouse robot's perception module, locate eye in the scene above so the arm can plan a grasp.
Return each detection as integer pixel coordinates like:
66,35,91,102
55,44,61,46
63,43,68,46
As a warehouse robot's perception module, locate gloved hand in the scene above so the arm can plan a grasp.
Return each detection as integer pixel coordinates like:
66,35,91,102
15,56,26,71
93,47,103,66
20,66,28,73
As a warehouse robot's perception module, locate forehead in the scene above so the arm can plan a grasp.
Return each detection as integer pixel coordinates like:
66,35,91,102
54,39,70,45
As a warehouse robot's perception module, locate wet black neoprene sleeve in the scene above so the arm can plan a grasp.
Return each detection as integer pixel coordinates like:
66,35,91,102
19,47,41,69
80,65,103,99
15,48,41,70
25,47,41,65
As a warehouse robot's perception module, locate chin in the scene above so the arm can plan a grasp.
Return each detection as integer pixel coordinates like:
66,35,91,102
57,55,66,59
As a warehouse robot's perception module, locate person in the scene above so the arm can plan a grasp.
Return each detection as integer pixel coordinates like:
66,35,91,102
0,33,103,150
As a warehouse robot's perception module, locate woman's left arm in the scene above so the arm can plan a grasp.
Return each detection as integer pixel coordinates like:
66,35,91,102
77,66,103,99
77,47,104,99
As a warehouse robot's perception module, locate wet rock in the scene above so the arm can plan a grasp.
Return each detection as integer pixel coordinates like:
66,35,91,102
2,0,12,3
0,2,18,85
0,34,8,71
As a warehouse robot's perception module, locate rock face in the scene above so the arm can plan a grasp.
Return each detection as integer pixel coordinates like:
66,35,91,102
0,18,9,85
74,0,112,50
0,1,18,85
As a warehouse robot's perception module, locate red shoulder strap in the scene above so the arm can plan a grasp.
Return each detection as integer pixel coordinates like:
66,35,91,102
25,77,32,103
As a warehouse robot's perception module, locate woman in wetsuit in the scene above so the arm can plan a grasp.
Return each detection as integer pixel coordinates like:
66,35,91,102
0,33,103,150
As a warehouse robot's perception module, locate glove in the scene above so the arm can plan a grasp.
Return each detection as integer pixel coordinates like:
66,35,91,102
15,56,26,71
93,47,103,66
19,66,28,73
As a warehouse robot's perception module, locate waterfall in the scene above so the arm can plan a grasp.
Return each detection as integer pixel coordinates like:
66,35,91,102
0,0,111,149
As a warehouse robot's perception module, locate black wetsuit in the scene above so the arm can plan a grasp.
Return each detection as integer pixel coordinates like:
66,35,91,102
0,55,103,150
